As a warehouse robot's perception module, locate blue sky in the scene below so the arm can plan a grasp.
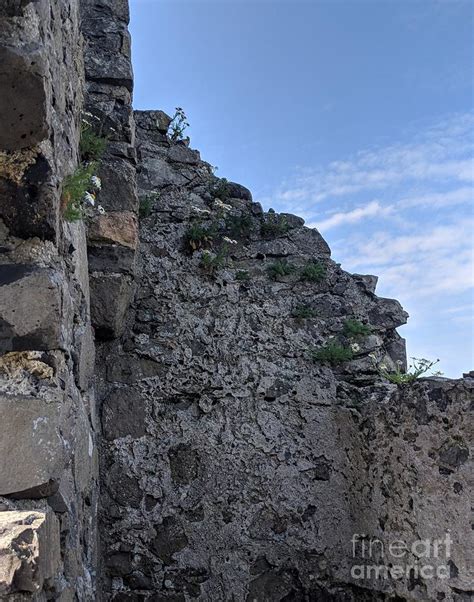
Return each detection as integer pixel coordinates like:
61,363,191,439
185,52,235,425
130,0,473,377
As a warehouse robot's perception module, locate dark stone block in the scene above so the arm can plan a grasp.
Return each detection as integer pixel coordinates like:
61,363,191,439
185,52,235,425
439,438,469,473
0,45,48,149
168,444,200,485
167,144,201,165
105,355,166,384
105,552,133,577
105,463,142,508
227,181,252,201
88,244,136,274
369,297,409,329
0,154,56,240
90,273,134,339
97,158,137,212
0,266,64,352
352,273,378,294
6,479,59,500
102,387,147,440
152,517,188,563
280,212,304,228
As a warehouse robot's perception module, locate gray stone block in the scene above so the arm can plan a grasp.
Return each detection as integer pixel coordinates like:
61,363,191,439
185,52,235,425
0,46,48,150
0,265,65,352
0,395,64,496
90,273,134,339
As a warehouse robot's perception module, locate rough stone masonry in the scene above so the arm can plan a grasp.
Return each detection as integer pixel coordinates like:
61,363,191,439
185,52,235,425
0,1,472,601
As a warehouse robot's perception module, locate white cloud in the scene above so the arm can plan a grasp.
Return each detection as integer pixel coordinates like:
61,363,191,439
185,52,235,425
307,200,393,231
267,112,474,208
339,219,474,299
398,186,473,209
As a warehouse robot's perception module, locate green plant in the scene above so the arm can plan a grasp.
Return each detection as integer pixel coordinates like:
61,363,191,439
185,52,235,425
168,107,189,141
267,260,295,281
260,213,290,238
225,214,253,238
61,163,97,222
379,357,442,384
236,270,251,282
310,342,354,364
184,222,216,251
343,318,371,338
300,261,326,283
211,177,231,202
200,248,228,274
292,305,317,320
79,122,107,162
139,192,159,218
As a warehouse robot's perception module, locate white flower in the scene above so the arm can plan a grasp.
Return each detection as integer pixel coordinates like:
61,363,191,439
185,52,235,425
350,343,360,352
223,237,238,244
368,352,377,360
214,199,232,211
379,363,388,371
97,205,106,215
191,206,211,215
83,191,95,206
90,175,102,190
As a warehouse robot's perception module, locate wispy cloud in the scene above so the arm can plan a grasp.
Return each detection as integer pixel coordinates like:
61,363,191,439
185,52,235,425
307,200,393,231
398,186,473,209
340,220,473,298
266,112,474,210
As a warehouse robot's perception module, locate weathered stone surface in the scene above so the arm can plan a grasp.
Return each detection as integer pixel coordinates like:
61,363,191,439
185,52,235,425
0,0,99,599
88,212,138,249
0,265,65,352
0,509,60,596
102,386,147,440
0,395,64,496
96,158,138,212
352,273,378,293
88,243,137,274
1,1,471,600
90,273,134,339
0,351,53,381
0,46,48,150
0,153,57,240
94,112,472,602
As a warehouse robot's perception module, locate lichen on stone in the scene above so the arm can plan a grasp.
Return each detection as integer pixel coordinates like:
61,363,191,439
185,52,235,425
0,351,54,380
0,147,39,184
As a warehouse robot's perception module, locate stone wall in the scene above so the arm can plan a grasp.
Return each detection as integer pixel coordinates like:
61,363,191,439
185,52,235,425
96,111,473,601
0,2,472,601
0,0,98,599
80,0,139,341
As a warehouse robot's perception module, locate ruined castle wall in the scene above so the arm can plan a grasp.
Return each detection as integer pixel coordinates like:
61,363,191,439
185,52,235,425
80,0,139,341
0,2,472,601
344,378,473,601
96,111,473,601
0,1,98,598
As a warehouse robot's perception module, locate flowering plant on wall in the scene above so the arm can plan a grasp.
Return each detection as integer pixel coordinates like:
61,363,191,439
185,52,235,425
62,115,108,222
61,163,105,222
